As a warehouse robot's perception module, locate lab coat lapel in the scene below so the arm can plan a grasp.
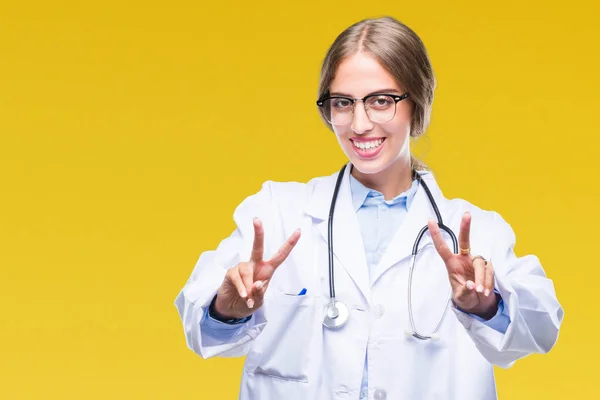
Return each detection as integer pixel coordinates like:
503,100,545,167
305,164,371,305
370,172,443,285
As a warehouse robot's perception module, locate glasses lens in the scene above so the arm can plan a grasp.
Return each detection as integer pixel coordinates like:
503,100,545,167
365,95,396,123
321,98,353,125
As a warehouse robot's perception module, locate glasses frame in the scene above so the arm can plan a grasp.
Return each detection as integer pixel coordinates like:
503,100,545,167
316,92,410,125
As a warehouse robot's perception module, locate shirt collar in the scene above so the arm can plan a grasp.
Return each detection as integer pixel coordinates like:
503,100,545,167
349,172,419,212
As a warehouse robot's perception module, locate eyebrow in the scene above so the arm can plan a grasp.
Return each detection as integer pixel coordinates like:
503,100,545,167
329,88,402,97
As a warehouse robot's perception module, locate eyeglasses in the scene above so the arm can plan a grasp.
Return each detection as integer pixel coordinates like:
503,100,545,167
316,92,410,126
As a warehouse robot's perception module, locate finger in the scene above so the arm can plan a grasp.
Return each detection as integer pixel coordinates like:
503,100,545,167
427,219,453,263
238,262,255,299
448,271,466,287
267,229,301,269
465,280,475,291
251,279,268,302
454,280,475,306
484,258,495,297
473,257,486,294
458,211,471,255
228,269,248,299
250,218,264,263
247,279,269,310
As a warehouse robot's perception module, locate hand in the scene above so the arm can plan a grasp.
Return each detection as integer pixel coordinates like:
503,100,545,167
428,212,499,320
214,218,301,320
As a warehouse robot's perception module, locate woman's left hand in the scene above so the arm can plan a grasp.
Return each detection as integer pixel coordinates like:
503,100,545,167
427,211,499,320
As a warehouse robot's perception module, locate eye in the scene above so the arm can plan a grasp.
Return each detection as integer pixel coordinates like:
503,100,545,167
367,95,394,109
331,98,353,110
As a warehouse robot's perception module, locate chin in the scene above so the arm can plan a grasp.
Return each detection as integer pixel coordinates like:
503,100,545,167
347,155,393,175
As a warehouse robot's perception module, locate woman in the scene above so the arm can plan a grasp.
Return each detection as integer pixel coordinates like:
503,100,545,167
175,16,563,400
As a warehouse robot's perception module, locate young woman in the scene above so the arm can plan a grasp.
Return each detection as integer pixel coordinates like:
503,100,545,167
175,16,563,400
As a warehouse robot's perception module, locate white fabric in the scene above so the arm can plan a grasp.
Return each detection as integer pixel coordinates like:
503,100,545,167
174,166,564,400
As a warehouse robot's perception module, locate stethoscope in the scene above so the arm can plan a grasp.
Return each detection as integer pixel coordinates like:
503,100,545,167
322,164,459,341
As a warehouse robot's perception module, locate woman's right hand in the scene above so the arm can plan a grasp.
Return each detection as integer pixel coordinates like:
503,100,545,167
213,218,302,320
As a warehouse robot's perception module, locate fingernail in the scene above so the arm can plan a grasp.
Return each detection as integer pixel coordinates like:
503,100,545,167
466,281,475,290
476,284,484,293
247,298,254,309
241,290,247,298
484,289,490,297
255,280,264,290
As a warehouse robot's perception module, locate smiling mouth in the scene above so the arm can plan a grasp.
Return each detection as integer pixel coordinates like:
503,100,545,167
350,138,385,150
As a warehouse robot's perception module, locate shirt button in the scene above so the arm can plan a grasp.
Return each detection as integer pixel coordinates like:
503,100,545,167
373,304,385,319
374,388,387,400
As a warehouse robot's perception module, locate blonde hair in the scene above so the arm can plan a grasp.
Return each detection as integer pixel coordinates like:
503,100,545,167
317,16,436,171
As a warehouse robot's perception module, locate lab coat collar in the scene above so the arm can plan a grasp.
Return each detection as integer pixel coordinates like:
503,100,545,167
304,163,448,304
348,172,419,212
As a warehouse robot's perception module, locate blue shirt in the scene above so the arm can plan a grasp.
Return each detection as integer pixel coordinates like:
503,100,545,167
350,174,418,399
349,174,510,398
201,173,511,398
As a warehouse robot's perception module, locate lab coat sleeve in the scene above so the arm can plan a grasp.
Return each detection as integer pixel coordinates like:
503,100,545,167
173,181,277,359
460,292,511,334
451,211,564,368
201,300,252,340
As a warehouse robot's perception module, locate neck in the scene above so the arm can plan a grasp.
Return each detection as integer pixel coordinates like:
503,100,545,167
351,157,413,201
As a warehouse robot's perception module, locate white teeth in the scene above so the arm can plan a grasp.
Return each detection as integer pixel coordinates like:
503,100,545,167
353,139,384,150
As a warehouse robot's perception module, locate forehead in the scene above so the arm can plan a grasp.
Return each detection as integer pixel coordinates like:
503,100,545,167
329,52,402,96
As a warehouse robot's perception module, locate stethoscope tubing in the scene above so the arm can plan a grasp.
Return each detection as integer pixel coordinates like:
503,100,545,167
326,164,459,339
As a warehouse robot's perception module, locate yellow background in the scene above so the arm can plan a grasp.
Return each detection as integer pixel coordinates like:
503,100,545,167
1,0,598,398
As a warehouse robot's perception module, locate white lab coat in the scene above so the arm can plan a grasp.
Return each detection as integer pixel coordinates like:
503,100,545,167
174,165,563,400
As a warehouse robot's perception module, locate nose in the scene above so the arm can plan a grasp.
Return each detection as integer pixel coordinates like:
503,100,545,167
351,101,373,134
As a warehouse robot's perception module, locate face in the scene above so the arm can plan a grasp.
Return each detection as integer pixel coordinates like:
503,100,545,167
327,52,413,176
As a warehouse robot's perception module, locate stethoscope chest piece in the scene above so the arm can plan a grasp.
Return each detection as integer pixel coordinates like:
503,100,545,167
322,164,456,340
322,300,349,329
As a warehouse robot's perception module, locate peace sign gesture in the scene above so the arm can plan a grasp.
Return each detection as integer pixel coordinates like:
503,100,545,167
428,212,499,320
213,218,301,320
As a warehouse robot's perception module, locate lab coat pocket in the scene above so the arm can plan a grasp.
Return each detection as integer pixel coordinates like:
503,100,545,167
244,290,319,383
